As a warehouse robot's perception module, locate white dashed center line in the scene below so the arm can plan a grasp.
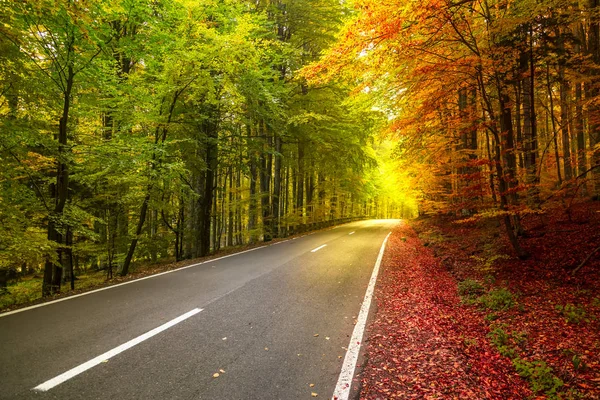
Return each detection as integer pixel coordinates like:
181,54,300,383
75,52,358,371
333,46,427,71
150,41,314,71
32,308,203,392
311,244,327,253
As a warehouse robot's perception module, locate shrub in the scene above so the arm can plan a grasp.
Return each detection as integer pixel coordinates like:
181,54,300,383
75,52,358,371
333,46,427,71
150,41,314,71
458,279,485,300
478,287,515,311
512,358,563,396
487,325,516,359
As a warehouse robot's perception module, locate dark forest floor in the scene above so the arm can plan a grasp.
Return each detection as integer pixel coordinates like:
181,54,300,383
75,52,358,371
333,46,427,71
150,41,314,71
359,200,600,399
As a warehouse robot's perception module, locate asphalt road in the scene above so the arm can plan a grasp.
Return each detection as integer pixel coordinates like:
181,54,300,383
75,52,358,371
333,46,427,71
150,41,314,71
0,219,399,400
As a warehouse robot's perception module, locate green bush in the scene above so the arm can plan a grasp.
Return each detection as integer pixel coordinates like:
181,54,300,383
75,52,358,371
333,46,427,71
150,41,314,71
512,358,563,396
478,287,515,311
487,325,516,359
458,279,485,300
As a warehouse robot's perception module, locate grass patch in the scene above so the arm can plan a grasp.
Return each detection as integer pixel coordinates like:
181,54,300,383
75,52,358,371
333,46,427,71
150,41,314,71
0,277,42,309
0,270,109,310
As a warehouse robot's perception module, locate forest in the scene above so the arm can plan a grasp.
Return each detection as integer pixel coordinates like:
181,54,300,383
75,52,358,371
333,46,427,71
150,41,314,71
2,0,600,397
0,0,416,299
1,0,599,300
309,0,600,258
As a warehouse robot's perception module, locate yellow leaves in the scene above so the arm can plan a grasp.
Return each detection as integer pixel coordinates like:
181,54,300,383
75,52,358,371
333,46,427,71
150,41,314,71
23,152,54,171
311,392,318,397
212,369,225,378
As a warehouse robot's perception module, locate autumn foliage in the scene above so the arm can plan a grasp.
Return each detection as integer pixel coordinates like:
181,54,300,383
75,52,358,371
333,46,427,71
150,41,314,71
308,0,600,258
361,203,600,399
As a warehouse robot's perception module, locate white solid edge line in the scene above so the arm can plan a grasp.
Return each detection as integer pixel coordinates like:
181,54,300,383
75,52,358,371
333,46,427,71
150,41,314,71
2,221,358,318
332,231,391,400
311,244,327,253
32,308,202,392
0,239,293,318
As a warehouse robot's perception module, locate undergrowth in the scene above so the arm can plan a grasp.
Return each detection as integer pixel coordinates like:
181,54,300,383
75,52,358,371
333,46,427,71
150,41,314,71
458,280,516,311
487,324,564,398
555,303,589,324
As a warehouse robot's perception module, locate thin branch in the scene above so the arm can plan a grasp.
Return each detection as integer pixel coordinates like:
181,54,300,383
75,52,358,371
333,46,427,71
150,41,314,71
0,30,64,91
572,246,600,275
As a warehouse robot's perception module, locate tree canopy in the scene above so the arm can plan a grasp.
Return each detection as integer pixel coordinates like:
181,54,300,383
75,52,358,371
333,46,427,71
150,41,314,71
0,0,412,296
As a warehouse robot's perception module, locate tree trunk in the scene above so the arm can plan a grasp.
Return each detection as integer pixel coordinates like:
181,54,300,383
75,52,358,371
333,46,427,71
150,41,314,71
296,142,305,218
522,28,540,204
547,66,564,185
259,121,272,241
558,27,573,181
199,115,218,257
120,92,180,275
272,133,282,238
589,0,600,196
248,123,259,244
42,64,74,297
227,165,234,247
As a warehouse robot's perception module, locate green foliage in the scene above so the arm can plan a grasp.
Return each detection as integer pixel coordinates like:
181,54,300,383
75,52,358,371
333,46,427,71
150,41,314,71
486,322,563,398
458,279,485,300
555,303,589,324
0,0,413,299
562,350,588,373
470,243,511,273
512,358,564,396
487,325,517,358
485,312,499,321
478,288,516,311
0,278,42,309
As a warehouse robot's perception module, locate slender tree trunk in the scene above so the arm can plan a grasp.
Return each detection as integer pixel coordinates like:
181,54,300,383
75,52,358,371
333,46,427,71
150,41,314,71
558,27,573,181
121,193,150,275
236,168,243,245
248,123,259,244
121,93,180,275
272,133,282,238
547,66,564,185
259,121,272,241
199,115,218,256
43,64,74,297
227,165,234,247
296,142,305,217
520,27,540,205
514,81,524,170
589,0,600,196
576,82,587,193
